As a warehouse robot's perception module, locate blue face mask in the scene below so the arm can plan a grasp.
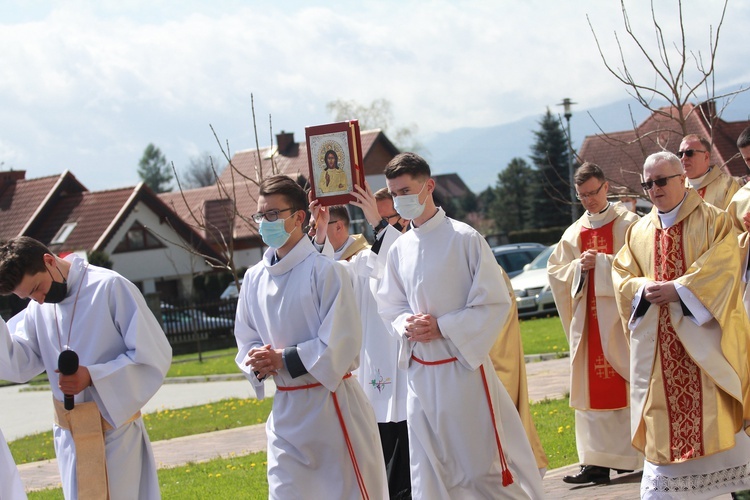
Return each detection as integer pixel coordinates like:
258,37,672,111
393,182,427,220
259,213,297,249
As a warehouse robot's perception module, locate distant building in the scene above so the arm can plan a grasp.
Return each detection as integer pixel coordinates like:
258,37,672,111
0,170,220,300
578,101,750,199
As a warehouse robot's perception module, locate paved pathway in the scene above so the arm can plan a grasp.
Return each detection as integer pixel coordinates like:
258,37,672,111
4,358,735,497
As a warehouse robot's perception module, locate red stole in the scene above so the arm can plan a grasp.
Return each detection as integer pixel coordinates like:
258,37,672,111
697,186,707,199
654,223,704,461
580,220,627,409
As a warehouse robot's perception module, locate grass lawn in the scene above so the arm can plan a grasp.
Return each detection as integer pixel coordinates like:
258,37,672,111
5,316,569,386
9,398,273,464
28,452,270,500
26,397,575,499
519,315,569,356
166,316,569,378
14,316,575,497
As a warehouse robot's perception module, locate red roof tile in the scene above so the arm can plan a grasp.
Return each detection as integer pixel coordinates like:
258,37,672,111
579,102,750,195
0,171,86,241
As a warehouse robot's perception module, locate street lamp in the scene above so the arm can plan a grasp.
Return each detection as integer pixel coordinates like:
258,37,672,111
559,98,577,222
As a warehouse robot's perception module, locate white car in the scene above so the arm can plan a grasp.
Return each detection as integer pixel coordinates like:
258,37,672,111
510,245,557,319
220,278,243,300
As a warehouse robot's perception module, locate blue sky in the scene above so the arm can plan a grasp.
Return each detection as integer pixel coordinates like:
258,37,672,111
1,0,748,191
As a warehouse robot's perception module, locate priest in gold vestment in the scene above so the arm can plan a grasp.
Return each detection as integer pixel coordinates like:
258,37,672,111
548,163,642,486
489,270,549,475
613,151,750,499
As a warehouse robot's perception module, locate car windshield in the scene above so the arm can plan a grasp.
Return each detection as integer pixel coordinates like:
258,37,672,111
527,246,554,270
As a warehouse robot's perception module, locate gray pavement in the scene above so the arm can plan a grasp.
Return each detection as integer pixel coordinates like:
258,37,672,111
3,357,734,498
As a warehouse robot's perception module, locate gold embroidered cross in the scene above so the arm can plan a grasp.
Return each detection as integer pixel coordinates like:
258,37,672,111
594,354,616,379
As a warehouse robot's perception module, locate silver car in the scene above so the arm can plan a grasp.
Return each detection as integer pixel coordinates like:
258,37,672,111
510,245,557,318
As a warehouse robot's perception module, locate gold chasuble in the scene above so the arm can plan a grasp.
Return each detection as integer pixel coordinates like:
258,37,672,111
580,221,627,410
490,271,549,470
613,189,750,465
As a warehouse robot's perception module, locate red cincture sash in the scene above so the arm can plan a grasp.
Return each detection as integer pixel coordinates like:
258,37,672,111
410,354,514,486
654,223,704,461
276,373,370,499
580,221,628,410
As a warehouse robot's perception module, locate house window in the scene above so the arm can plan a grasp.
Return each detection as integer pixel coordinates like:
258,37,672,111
113,222,165,253
51,222,77,245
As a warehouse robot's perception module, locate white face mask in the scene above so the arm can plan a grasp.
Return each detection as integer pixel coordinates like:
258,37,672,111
393,182,427,220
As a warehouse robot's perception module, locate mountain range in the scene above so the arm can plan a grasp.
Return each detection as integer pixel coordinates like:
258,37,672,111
424,89,750,194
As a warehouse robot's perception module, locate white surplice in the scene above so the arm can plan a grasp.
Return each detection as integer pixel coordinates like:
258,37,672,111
234,237,387,500
0,428,26,499
0,254,172,500
377,208,544,500
333,230,408,424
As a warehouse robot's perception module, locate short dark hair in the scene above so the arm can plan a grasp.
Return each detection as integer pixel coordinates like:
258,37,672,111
373,187,393,201
384,152,431,181
682,134,712,152
259,175,309,218
738,127,750,149
328,205,350,228
574,162,606,185
0,237,51,295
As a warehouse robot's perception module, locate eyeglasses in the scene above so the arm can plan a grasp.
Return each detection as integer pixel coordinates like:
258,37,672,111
575,182,606,200
327,220,340,225
676,149,706,159
251,207,295,223
384,213,400,221
640,173,682,191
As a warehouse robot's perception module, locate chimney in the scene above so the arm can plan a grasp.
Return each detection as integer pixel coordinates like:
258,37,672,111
276,131,295,154
0,170,25,196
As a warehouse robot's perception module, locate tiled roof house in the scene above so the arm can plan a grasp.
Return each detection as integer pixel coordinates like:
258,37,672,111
578,101,750,198
0,170,221,299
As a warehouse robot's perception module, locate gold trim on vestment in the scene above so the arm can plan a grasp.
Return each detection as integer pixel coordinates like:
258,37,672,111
53,398,141,500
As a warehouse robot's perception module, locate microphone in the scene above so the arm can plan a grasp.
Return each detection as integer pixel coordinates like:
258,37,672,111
57,350,79,411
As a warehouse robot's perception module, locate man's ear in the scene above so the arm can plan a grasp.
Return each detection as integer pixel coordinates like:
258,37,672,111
42,253,56,269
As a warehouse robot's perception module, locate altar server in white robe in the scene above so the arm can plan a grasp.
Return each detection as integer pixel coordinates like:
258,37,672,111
0,237,172,500
311,188,412,499
0,428,26,499
0,312,27,500
376,153,544,500
235,175,387,500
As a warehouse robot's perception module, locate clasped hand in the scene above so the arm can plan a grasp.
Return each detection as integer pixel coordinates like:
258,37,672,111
404,313,442,343
246,344,282,380
643,281,679,306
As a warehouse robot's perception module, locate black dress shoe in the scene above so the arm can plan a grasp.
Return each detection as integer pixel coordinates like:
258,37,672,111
563,465,611,484
615,469,634,474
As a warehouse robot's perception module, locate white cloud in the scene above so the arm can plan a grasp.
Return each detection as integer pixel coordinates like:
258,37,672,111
0,0,747,190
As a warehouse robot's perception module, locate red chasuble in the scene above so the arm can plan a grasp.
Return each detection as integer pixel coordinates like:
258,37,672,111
580,221,628,410
654,223,704,461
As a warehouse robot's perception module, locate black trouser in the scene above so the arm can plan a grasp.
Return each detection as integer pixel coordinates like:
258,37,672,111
378,421,411,500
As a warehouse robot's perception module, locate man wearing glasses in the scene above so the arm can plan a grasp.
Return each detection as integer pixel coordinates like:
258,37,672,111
613,152,750,498
679,134,739,209
548,162,641,485
234,175,387,499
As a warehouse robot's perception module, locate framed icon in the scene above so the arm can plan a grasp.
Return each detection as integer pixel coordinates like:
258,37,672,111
306,120,365,206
